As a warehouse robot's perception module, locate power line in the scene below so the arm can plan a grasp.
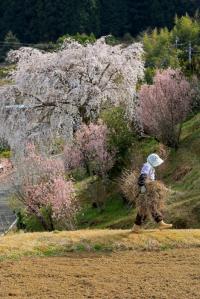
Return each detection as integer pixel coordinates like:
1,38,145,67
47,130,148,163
0,41,51,45
0,41,54,47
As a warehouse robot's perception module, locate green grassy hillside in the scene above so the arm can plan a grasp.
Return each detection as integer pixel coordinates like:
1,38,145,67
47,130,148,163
164,113,200,228
77,113,200,229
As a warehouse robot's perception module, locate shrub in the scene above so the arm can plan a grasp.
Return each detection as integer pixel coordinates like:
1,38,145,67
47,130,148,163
16,210,44,232
191,77,200,113
0,138,11,159
0,150,11,159
144,67,156,84
0,138,10,153
122,33,133,43
101,107,135,172
0,31,20,62
57,33,96,46
105,35,120,46
50,137,65,155
82,177,110,211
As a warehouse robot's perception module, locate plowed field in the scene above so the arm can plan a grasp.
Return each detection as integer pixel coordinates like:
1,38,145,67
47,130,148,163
0,248,200,299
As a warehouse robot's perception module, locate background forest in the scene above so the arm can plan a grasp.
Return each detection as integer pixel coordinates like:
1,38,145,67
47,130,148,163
0,0,199,43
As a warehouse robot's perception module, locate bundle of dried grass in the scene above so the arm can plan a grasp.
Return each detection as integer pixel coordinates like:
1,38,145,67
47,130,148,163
120,170,170,216
136,180,169,216
119,170,140,203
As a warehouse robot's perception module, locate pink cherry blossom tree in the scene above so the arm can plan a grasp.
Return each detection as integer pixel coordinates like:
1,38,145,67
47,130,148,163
64,121,115,177
15,144,78,231
136,69,193,148
64,121,115,211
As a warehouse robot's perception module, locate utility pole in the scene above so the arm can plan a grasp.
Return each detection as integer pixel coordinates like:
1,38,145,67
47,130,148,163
174,36,180,67
188,41,192,65
175,36,179,49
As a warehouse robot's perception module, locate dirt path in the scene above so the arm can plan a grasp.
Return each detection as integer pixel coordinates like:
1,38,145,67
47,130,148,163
0,248,200,299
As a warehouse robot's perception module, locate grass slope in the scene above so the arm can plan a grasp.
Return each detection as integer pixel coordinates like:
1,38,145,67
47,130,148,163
77,113,200,229
164,113,200,228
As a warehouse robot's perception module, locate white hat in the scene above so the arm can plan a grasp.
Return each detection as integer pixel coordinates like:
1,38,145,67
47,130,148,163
147,153,164,168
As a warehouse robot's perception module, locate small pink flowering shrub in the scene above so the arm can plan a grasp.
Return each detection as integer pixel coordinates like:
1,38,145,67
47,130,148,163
64,122,115,210
15,144,78,231
64,122,115,177
136,69,193,148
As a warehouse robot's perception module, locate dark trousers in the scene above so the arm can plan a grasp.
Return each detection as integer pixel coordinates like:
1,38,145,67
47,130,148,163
135,210,163,226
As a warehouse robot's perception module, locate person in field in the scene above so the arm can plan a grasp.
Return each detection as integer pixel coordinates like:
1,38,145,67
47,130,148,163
132,153,172,232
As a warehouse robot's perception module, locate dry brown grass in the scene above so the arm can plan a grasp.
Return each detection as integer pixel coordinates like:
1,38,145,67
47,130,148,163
136,180,169,216
120,170,170,219
1,229,200,260
119,170,140,203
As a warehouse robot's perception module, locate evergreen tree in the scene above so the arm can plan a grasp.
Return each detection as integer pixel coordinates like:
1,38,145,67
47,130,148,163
0,31,21,62
100,0,128,36
0,0,200,43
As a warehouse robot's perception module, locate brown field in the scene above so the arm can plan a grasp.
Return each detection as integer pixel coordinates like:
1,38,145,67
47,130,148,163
0,230,200,298
0,248,200,299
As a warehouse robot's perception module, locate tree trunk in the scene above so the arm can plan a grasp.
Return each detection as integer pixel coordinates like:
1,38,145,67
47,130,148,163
48,214,54,231
37,214,50,231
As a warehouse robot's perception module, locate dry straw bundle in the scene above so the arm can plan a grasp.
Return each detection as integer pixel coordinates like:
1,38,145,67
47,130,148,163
120,170,170,215
136,180,169,216
119,170,140,203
